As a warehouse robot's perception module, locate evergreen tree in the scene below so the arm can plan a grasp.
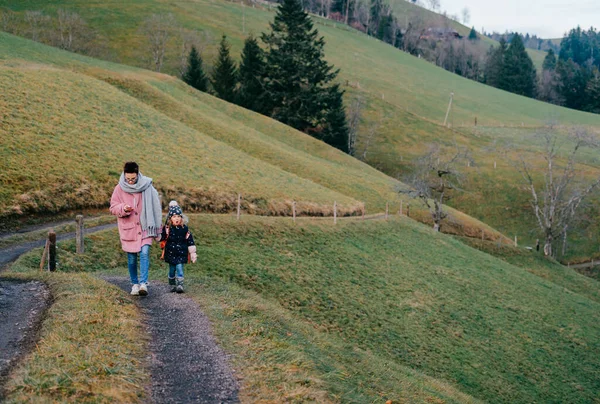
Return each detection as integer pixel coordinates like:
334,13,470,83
542,48,557,71
320,85,349,152
182,45,208,92
331,0,355,23
468,27,478,41
484,39,506,88
261,0,349,152
369,0,383,36
236,35,267,113
585,68,600,113
211,35,237,103
500,34,536,97
555,58,590,110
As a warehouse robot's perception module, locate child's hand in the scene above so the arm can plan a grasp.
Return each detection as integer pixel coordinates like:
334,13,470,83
190,252,197,263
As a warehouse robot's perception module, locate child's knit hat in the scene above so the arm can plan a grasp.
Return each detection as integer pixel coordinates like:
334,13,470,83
168,205,183,217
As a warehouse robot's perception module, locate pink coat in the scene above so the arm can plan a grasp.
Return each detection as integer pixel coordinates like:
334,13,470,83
110,184,159,253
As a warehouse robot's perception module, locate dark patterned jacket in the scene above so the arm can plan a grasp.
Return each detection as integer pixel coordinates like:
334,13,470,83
160,225,195,265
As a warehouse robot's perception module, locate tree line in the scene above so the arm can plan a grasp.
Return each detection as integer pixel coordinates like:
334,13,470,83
0,8,101,55
539,27,600,114
182,0,350,153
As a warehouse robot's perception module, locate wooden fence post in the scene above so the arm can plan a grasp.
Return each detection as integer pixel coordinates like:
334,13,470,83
334,201,338,224
292,201,296,223
362,203,365,220
40,239,49,271
385,202,389,220
399,200,403,216
48,230,56,272
237,194,241,220
76,215,84,254
514,235,518,247
481,229,484,242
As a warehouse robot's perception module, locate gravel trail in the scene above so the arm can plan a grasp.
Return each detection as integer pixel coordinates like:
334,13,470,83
0,223,239,403
104,277,239,404
0,279,50,399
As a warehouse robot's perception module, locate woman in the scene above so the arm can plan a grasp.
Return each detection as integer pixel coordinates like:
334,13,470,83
110,161,162,296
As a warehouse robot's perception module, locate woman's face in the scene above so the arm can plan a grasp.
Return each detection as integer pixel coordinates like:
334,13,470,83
125,173,138,184
171,215,183,226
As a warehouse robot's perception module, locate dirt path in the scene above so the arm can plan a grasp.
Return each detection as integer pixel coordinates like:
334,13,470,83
0,223,117,268
0,223,239,403
104,277,239,403
0,278,50,399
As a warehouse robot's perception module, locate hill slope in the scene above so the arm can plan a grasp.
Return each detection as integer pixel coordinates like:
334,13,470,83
1,31,506,243
8,215,600,403
3,0,599,259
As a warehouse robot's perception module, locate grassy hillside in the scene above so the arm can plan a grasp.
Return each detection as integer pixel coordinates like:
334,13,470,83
1,31,511,245
7,215,600,402
0,32,375,221
3,0,600,260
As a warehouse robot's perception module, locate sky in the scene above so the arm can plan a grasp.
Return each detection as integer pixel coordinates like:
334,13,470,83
440,0,599,39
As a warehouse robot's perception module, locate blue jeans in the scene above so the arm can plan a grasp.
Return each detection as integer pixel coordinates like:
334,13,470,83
169,263,184,279
127,244,150,285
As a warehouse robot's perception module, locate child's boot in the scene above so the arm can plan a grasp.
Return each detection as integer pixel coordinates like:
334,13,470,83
176,277,184,293
168,277,177,293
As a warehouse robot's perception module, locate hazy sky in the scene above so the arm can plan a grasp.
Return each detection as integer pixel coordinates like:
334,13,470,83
440,0,599,39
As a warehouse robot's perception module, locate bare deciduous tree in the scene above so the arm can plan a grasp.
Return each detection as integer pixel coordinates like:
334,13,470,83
427,0,440,11
178,29,212,78
25,10,49,42
56,9,89,51
1,8,17,34
401,143,470,231
141,13,176,72
346,95,364,156
461,7,470,24
401,14,425,55
513,128,600,256
361,113,383,161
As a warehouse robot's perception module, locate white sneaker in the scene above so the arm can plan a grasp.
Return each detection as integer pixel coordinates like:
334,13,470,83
139,283,148,296
131,284,140,296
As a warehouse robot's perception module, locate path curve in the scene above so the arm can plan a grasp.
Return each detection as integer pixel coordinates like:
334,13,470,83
1,224,239,403
0,223,117,268
104,277,239,403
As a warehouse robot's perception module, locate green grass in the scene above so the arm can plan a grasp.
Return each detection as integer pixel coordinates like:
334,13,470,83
6,215,599,402
3,0,599,259
0,214,114,249
1,270,148,403
0,31,504,244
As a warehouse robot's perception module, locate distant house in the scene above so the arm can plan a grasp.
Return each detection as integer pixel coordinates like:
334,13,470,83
420,27,462,40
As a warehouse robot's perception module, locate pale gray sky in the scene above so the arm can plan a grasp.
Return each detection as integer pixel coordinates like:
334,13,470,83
441,0,599,39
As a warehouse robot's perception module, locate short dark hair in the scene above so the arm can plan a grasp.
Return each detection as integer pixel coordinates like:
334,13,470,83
123,161,139,174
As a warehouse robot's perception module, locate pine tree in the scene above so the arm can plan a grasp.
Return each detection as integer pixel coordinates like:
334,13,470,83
320,85,349,152
556,59,587,110
500,34,536,97
236,35,267,113
261,0,349,152
484,39,506,88
468,27,478,41
182,45,208,92
542,48,557,71
585,68,600,113
211,35,237,103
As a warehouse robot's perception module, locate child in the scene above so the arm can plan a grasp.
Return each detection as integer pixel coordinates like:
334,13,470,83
160,203,197,293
